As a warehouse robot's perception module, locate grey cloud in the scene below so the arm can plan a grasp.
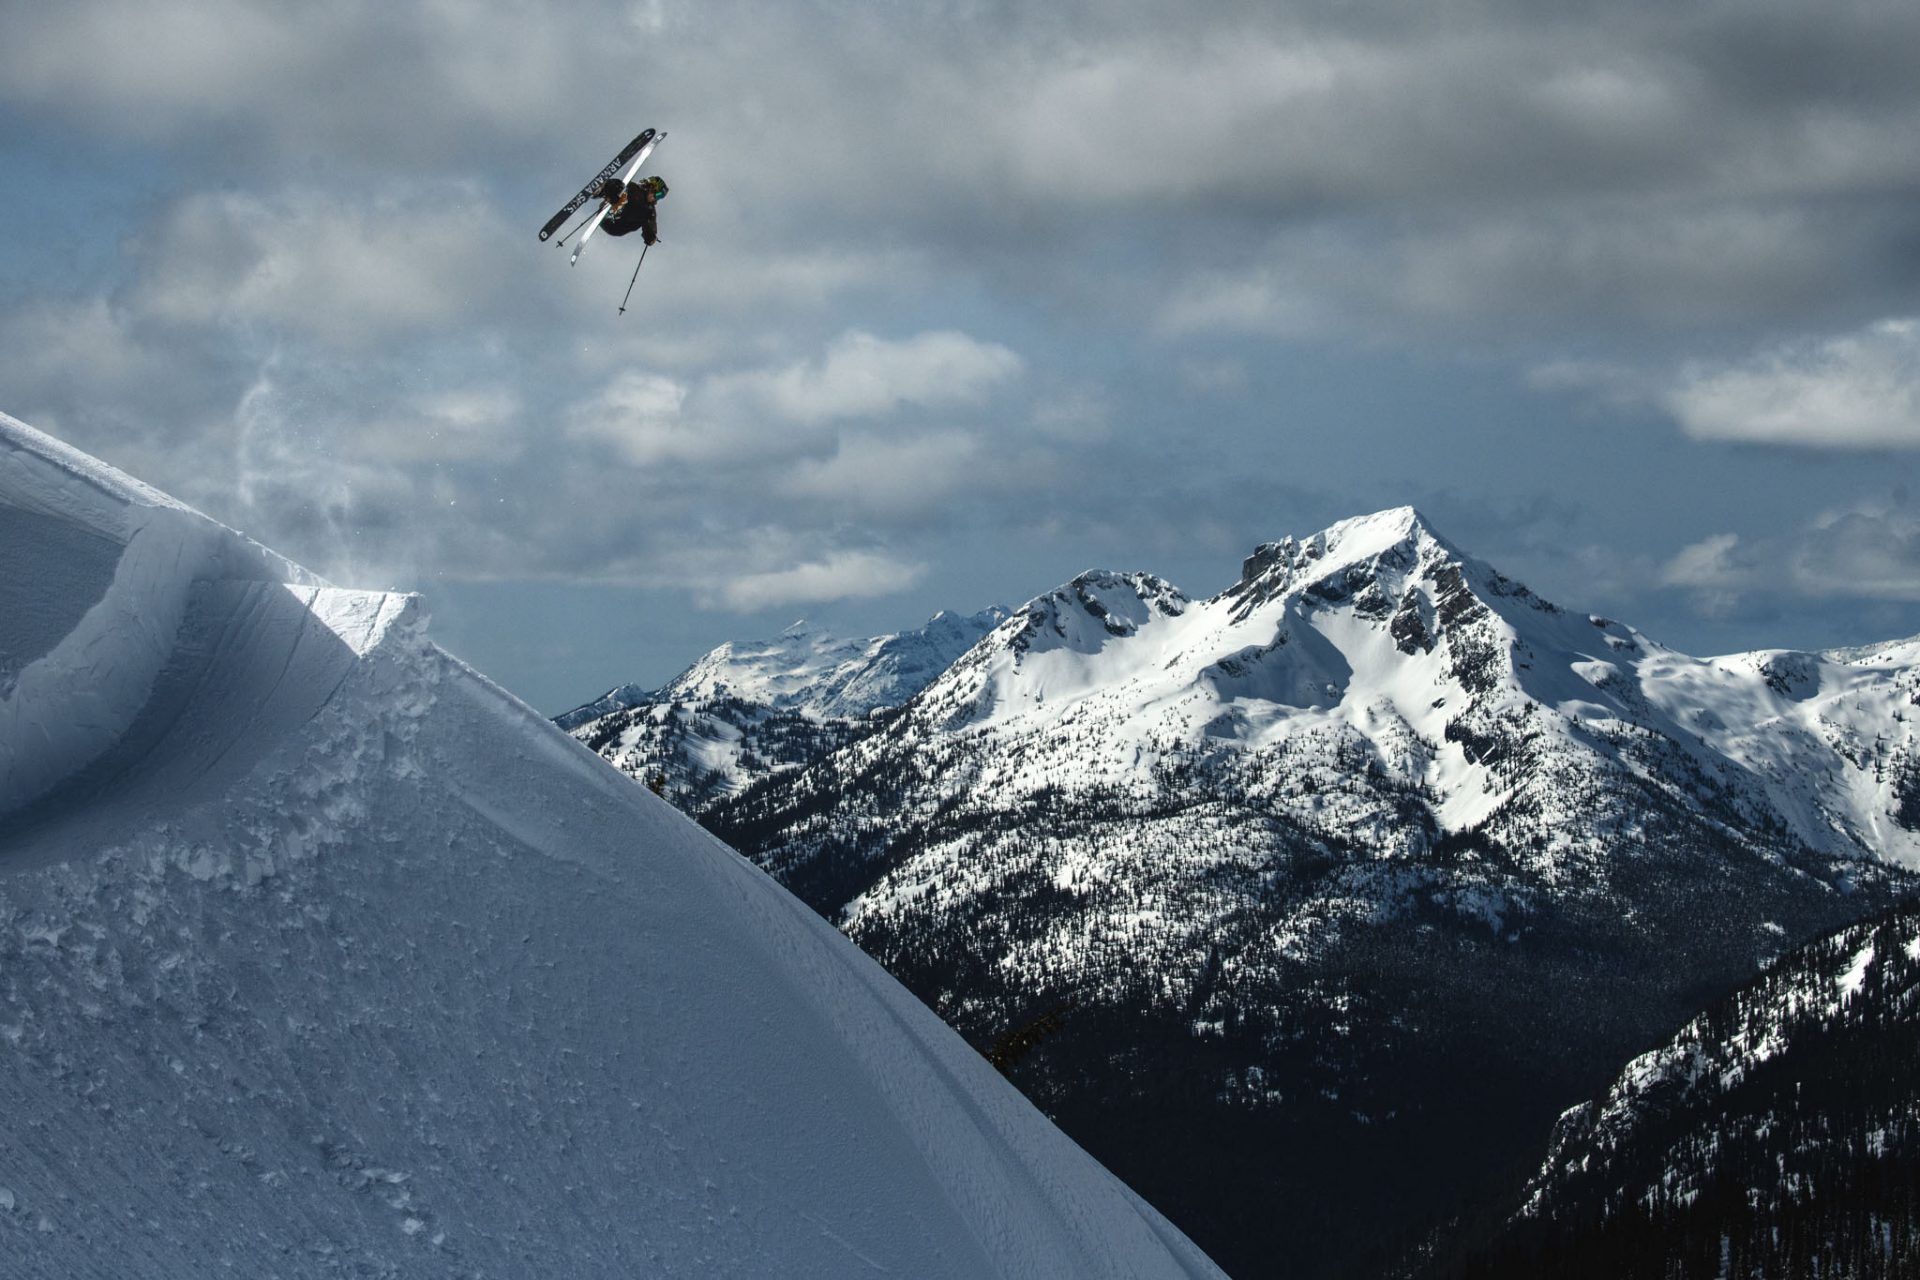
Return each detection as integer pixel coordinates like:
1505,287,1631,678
1165,201,1919,342
706,330,1023,425
10,0,1920,688
1796,509,1920,600
1662,506,1920,607
710,550,928,612
130,187,524,346
9,0,1919,342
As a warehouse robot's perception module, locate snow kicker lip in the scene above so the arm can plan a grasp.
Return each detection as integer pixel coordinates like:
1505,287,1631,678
0,410,406,864
0,580,379,867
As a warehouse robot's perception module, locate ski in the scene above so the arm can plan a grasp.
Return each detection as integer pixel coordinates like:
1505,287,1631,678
537,128,655,242
570,131,664,266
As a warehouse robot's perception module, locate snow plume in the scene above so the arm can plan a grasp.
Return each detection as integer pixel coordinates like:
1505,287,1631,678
231,365,379,586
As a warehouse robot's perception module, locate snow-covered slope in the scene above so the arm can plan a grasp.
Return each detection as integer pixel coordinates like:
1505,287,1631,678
565,609,1006,808
655,612,1011,720
0,410,1221,1279
551,681,652,732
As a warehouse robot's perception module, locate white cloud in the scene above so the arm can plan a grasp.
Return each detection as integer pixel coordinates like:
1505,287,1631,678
1794,508,1920,600
1160,268,1329,339
712,550,926,612
1660,532,1752,589
778,431,984,515
350,386,526,464
1664,319,1920,448
0,297,165,398
564,372,709,466
563,328,1033,490
714,330,1023,425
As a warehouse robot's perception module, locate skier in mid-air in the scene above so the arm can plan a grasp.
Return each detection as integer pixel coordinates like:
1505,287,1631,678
593,174,668,245
536,129,668,310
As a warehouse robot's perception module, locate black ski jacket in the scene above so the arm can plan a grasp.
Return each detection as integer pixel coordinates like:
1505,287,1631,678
602,189,658,244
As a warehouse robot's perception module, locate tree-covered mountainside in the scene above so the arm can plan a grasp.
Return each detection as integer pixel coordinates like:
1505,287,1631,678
1442,899,1920,1280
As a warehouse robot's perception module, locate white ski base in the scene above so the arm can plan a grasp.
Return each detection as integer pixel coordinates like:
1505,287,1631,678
571,131,663,266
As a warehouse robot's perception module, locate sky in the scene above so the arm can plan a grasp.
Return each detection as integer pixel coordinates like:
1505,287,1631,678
5,0,1920,713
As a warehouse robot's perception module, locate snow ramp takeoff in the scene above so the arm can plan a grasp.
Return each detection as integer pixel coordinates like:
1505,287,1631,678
0,410,1224,1279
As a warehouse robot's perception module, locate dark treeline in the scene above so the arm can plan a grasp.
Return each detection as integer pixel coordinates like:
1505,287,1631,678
1457,1157,1920,1279
1434,903,1920,1280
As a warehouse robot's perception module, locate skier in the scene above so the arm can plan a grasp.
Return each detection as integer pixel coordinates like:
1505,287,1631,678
594,175,668,245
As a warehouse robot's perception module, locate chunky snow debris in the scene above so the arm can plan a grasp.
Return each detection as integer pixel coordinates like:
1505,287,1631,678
0,410,1221,1279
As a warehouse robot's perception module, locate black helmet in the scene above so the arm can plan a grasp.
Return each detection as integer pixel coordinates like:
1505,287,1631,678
646,175,669,200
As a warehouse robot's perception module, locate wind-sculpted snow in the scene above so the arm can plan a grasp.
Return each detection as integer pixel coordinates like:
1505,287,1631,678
0,426,317,821
0,411,1221,1279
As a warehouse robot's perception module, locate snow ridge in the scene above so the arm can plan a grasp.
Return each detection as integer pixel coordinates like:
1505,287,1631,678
565,607,1008,807
0,409,1220,1279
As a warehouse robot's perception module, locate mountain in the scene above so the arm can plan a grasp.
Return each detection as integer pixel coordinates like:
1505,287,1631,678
1453,897,1920,1278
564,609,1007,809
683,506,1917,1279
551,681,652,732
0,410,1223,1279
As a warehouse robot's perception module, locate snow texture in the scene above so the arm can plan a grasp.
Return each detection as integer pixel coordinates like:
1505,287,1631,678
565,609,1007,807
0,410,1221,1279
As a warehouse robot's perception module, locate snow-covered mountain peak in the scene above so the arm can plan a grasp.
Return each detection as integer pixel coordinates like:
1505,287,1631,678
560,605,1014,809
660,623,857,708
1232,505,1432,584
803,503,1920,867
648,607,1011,722
1222,505,1541,630
1004,569,1192,655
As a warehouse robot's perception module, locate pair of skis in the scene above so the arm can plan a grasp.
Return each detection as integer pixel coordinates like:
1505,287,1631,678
540,127,666,309
538,128,658,243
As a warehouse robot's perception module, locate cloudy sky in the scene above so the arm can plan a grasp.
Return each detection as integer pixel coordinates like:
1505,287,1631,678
6,0,1920,711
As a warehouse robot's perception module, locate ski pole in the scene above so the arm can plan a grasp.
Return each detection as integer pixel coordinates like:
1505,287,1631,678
618,243,651,315
556,211,597,247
